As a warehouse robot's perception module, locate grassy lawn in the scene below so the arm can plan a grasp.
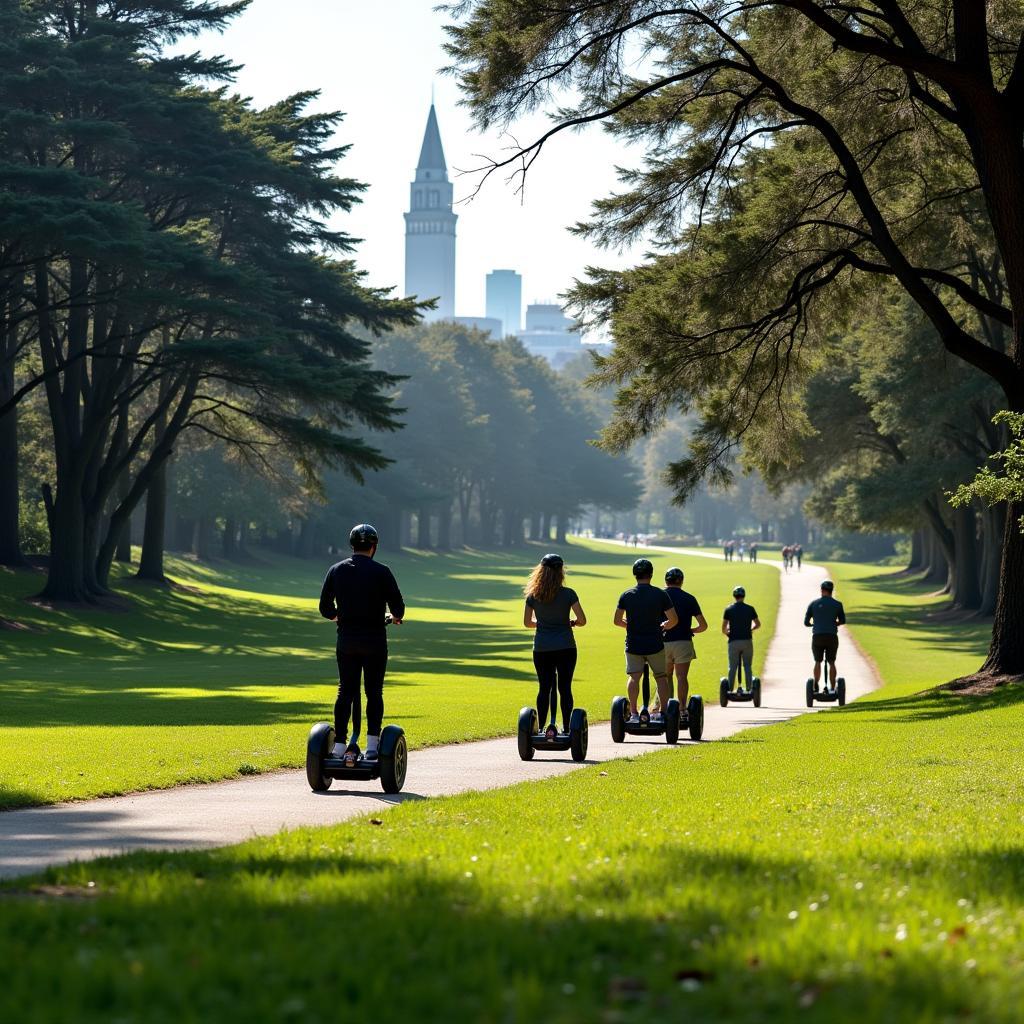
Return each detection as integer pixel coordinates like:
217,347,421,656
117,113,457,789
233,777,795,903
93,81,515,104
825,562,990,699
0,540,778,808
4,675,1022,1022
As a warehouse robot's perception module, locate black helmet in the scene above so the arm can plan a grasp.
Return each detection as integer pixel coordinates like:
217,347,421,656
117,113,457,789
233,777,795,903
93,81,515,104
665,567,684,584
541,553,564,569
821,579,835,592
349,523,379,550
732,585,746,598
633,558,654,578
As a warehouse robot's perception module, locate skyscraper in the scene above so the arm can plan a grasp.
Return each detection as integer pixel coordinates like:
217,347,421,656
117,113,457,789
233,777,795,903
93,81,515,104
485,269,522,338
404,104,457,321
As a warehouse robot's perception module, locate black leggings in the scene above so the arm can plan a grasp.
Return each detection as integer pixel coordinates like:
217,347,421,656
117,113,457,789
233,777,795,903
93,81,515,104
335,645,387,743
533,647,577,732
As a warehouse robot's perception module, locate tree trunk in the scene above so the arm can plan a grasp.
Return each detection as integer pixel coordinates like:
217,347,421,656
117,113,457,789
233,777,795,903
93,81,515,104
223,515,238,559
907,529,924,573
531,513,542,541
979,504,1005,617
555,514,567,545
39,482,91,602
950,504,982,610
982,502,1024,675
113,465,132,564
540,513,550,542
437,501,453,550
136,458,168,582
193,513,213,561
0,395,22,566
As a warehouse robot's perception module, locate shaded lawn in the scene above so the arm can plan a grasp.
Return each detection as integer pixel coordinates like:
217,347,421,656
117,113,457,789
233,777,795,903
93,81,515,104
824,562,990,699
0,541,779,808
4,683,1022,1023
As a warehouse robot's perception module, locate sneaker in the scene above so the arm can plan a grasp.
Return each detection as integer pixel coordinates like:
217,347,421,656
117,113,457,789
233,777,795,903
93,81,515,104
628,713,640,724
364,748,378,762
330,742,346,758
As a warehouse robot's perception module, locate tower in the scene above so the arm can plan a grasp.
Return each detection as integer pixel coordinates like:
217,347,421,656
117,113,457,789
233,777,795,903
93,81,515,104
485,269,522,337
404,104,457,321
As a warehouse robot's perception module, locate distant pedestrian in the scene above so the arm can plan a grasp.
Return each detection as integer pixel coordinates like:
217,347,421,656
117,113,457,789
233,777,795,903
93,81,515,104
796,544,803,570
738,542,746,562
750,542,758,564
723,541,730,562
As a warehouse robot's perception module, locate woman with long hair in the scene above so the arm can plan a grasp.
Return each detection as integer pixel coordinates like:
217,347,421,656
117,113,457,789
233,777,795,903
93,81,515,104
523,553,587,737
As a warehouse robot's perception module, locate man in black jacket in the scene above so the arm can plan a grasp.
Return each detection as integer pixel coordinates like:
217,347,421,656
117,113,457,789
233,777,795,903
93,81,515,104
319,524,405,762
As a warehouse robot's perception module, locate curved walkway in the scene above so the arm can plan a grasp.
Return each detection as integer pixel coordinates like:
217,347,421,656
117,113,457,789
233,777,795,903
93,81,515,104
0,550,880,878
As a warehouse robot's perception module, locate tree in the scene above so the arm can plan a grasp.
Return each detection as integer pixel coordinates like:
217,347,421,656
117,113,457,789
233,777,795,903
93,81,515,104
447,1,1024,677
1,1,416,600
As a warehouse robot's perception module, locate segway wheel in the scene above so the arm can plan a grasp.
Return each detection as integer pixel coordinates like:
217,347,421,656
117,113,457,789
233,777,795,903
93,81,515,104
306,722,334,793
719,677,729,708
378,725,408,794
837,677,846,707
805,678,815,707
569,708,589,762
664,698,680,745
610,696,629,743
517,706,537,761
752,677,761,708
687,695,704,742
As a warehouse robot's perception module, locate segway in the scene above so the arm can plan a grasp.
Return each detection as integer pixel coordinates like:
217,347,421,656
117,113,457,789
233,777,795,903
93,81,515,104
610,664,704,744
806,668,846,707
517,684,588,762
719,654,761,708
306,615,408,794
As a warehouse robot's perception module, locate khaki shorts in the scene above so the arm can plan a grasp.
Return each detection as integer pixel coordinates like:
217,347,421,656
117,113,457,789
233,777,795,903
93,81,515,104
664,640,697,666
625,649,667,676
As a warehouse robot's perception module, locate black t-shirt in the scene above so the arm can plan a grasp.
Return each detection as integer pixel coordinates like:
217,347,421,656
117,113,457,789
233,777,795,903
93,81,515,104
526,586,578,652
664,588,702,641
723,601,758,641
805,596,846,635
319,555,405,651
617,584,672,654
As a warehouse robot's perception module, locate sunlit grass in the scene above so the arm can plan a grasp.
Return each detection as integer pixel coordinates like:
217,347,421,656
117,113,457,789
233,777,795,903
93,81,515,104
0,541,778,807
5,680,1022,1022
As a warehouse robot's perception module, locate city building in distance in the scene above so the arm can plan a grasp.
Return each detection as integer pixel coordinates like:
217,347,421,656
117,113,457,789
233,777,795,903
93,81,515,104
404,104,456,321
485,270,522,338
517,303,582,368
454,316,503,336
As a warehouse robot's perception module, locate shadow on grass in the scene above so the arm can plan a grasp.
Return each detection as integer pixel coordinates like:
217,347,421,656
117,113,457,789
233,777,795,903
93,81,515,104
837,681,1024,722
1,845,1021,1022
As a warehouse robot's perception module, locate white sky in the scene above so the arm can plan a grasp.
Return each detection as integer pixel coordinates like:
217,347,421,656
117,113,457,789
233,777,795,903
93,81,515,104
189,0,640,317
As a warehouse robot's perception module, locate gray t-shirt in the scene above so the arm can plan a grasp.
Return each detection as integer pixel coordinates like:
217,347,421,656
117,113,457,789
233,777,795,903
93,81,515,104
526,587,578,652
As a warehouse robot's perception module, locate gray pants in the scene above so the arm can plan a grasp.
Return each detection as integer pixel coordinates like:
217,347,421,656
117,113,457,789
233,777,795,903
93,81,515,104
728,639,754,688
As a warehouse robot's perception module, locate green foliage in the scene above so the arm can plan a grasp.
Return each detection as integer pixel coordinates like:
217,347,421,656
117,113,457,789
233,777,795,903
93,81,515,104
951,412,1024,529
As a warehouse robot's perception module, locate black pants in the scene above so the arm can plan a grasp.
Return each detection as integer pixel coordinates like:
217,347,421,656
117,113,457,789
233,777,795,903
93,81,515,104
533,648,577,731
335,644,387,742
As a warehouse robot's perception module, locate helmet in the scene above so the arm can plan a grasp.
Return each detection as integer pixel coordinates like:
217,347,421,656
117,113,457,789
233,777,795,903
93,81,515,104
732,586,746,598
632,558,654,578
541,553,564,569
821,579,835,592
349,523,379,550
665,567,684,584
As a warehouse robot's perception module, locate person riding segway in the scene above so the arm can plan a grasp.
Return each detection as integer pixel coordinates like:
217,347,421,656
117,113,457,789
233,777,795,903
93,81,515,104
805,579,847,707
609,560,705,743
652,567,707,727
720,586,761,707
518,553,589,761
308,524,409,793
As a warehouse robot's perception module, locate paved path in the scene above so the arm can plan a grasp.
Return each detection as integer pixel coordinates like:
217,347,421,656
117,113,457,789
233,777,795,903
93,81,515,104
0,550,878,879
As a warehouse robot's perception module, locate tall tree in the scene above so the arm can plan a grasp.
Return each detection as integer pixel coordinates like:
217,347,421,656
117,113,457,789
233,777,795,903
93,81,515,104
448,1,1024,677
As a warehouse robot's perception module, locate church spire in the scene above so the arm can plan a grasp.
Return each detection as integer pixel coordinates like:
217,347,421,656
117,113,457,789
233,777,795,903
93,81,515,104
416,104,447,175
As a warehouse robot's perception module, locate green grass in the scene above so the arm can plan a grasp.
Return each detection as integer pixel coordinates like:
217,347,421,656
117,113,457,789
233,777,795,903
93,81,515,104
0,541,778,808
4,678,1022,1022
826,562,990,699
